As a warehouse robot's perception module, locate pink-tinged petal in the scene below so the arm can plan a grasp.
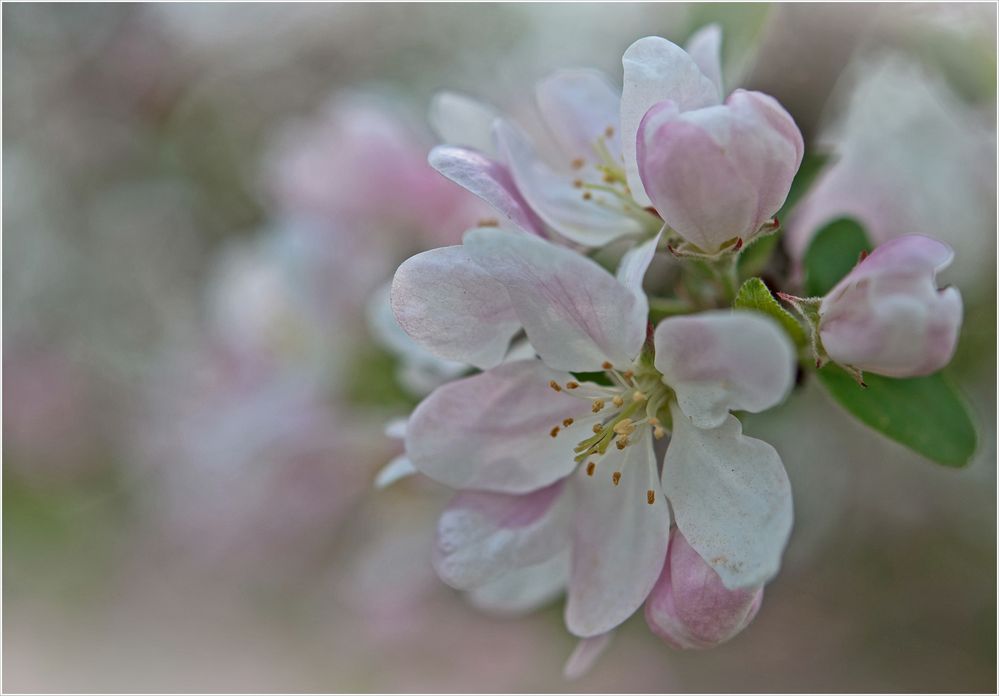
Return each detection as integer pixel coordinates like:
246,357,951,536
429,91,499,155
665,408,793,590
406,359,583,493
638,93,801,252
565,436,670,637
391,244,522,369
374,455,417,489
468,550,570,616
819,237,962,377
493,119,642,246
429,146,546,235
434,480,571,590
464,228,647,371
563,631,614,680
685,24,724,101
645,528,763,649
616,230,662,305
536,69,622,161
621,36,722,206
654,311,795,429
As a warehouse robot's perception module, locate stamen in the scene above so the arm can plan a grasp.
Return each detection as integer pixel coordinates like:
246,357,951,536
612,471,622,486
477,218,499,227
586,462,596,476
571,158,585,170
602,361,613,370
615,437,629,450
565,381,579,390
582,191,592,201
548,380,562,392
612,418,635,436
632,391,647,403
612,395,624,407
647,489,655,505
572,179,584,188
592,423,603,433
623,370,634,380
604,126,615,138
653,426,666,440
562,418,574,427
550,426,560,438
591,399,605,413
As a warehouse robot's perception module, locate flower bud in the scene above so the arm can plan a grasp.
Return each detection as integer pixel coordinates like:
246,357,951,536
644,528,763,650
637,89,803,254
819,235,963,378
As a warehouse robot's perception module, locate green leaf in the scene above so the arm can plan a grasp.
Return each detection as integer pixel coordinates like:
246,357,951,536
778,151,831,220
803,218,872,297
734,277,807,346
817,365,977,468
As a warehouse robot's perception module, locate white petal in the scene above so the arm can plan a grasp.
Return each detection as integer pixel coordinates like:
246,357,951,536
391,244,522,369
535,69,622,161
434,481,571,590
383,417,408,440
565,435,670,637
468,550,570,616
406,359,583,493
616,229,662,305
654,311,795,429
494,119,642,246
464,228,647,371
563,631,614,680
621,36,721,206
428,146,545,235
429,91,499,155
684,24,724,101
664,408,793,590
374,455,417,489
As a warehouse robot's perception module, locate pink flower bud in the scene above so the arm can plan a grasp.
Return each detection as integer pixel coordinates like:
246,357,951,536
644,528,763,650
637,89,803,253
819,235,963,378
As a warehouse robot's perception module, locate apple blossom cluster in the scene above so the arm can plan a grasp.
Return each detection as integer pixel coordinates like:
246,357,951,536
383,28,965,675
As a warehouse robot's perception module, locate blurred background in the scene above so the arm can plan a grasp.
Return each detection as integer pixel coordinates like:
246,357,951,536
3,3,996,692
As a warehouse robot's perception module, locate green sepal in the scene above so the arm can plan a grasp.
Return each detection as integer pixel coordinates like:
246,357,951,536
734,277,808,347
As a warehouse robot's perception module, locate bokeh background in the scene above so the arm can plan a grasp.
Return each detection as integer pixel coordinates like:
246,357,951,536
3,3,996,692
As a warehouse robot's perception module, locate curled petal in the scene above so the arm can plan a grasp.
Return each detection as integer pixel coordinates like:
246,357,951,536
464,228,648,372
429,146,546,235
374,455,417,489
645,528,763,649
468,550,570,616
429,91,499,155
391,244,521,369
536,69,622,161
664,408,793,590
565,436,670,637
820,236,962,377
563,631,614,680
684,24,724,101
494,119,642,247
406,359,582,493
434,480,571,590
653,311,795,429
620,36,721,206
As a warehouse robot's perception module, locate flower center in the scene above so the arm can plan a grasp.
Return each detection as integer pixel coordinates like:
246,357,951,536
547,359,673,498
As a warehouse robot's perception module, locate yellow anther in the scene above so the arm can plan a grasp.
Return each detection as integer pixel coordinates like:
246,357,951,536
653,426,666,440
550,426,560,438
647,489,655,504
565,381,579,390
582,191,592,201
571,158,585,170
612,471,622,486
612,395,624,407
562,418,574,427
591,399,605,413
586,462,596,476
615,437,629,450
612,418,636,436
592,423,603,433
602,361,613,370
623,370,634,380
632,391,647,403
648,417,660,426
572,179,584,188
548,380,562,392
604,126,615,138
